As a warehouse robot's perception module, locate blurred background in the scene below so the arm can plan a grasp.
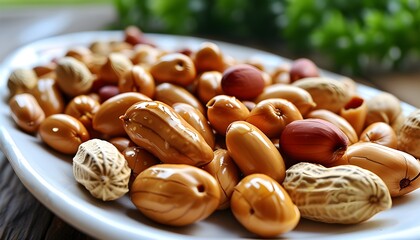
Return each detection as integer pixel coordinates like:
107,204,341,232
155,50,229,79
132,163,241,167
1,0,419,106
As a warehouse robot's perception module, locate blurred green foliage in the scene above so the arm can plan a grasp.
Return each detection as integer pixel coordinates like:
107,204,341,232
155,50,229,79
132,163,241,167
114,0,420,75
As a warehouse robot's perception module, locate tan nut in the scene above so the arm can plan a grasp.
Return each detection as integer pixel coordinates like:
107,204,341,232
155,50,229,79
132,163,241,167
118,65,155,98
150,53,196,86
99,53,133,84
30,78,65,116
193,42,225,73
7,68,38,97
196,71,223,104
55,57,94,97
397,109,420,158
359,122,397,148
9,93,45,134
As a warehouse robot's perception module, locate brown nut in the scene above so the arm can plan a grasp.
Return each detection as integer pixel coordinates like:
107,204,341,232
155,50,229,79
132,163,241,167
246,98,303,138
202,149,241,210
98,85,120,102
172,103,215,149
292,77,351,113
39,114,90,154
123,146,160,178
55,57,94,97
206,95,250,135
65,46,93,66
7,68,38,97
130,164,220,226
121,101,214,166
33,62,57,78
306,109,358,144
359,122,397,148
255,84,316,116
196,71,223,104
109,136,135,152
9,93,45,134
280,119,349,166
345,142,420,197
289,58,320,82
65,95,100,129
99,53,133,84
339,96,367,136
30,78,65,116
131,44,162,68
118,65,155,98
397,109,420,158
93,92,151,137
150,53,196,86
193,42,225,73
154,83,205,114
221,64,265,100
226,121,286,182
231,173,300,238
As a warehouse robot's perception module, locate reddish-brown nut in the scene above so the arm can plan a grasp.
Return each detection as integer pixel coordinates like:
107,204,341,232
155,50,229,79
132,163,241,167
202,149,241,210
150,53,196,86
206,95,250,135
221,64,265,100
231,174,300,238
65,95,100,129
118,65,155,98
359,122,397,148
109,136,135,152
9,93,45,134
39,114,90,154
246,98,303,138
280,119,349,165
173,103,215,149
289,58,319,82
196,71,223,104
92,92,151,136
193,42,225,73
124,25,155,46
123,146,160,179
30,78,65,116
226,121,286,182
98,85,120,102
130,164,220,226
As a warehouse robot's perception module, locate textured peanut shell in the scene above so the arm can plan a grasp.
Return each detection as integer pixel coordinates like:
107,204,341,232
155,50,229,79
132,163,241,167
9,93,45,133
283,162,391,224
130,164,220,226
255,84,316,116
359,122,397,148
206,95,250,135
226,121,286,182
292,77,350,113
154,83,205,114
121,101,214,166
202,149,241,209
173,102,215,149
30,78,65,116
73,139,131,201
92,92,151,136
345,142,420,197
39,114,90,154
231,174,300,237
397,109,420,158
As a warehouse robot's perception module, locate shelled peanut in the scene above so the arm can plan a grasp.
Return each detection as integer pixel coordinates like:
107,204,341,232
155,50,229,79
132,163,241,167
6,25,420,237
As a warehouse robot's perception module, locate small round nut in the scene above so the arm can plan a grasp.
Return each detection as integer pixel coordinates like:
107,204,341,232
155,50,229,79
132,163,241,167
289,58,320,82
221,64,265,100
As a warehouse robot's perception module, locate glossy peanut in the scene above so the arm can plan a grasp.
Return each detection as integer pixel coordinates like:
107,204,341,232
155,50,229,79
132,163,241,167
30,78,65,116
339,96,367,136
221,64,265,100
359,122,397,148
345,142,420,197
150,53,196,86
118,65,155,98
130,164,220,226
246,98,302,138
92,92,151,136
154,83,205,114
202,149,241,209
9,93,45,134
231,174,300,237
226,121,286,182
65,95,100,129
121,101,214,166
172,103,215,149
109,136,135,152
123,146,160,179
255,84,316,116
39,114,90,154
306,109,358,144
206,95,250,135
196,71,223,104
193,42,225,73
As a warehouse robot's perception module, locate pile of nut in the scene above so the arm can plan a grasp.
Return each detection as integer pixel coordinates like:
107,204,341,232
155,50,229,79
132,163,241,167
7,26,420,237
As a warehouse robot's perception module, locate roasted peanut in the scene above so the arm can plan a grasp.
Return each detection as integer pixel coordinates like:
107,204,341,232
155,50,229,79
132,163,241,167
193,42,225,73
226,121,286,182
221,64,265,100
130,164,220,226
55,57,94,97
9,93,45,134
123,146,160,180
7,68,38,97
109,136,135,152
30,78,65,116
99,53,133,84
339,96,367,136
283,162,391,224
121,101,214,166
150,53,196,86
195,71,223,104
118,65,155,98
359,122,397,148
39,114,90,154
154,83,205,114
231,173,300,237
65,95,100,130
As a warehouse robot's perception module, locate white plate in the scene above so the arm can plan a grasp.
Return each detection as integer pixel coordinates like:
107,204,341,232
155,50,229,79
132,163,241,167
0,31,418,240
